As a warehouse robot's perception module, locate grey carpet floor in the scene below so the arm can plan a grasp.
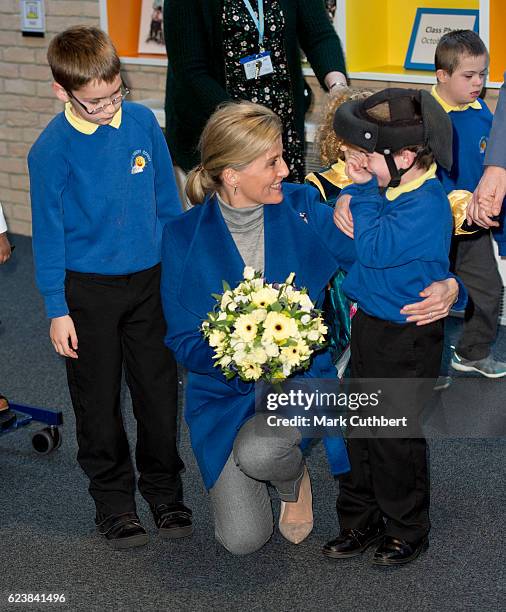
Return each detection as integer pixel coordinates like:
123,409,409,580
0,235,504,612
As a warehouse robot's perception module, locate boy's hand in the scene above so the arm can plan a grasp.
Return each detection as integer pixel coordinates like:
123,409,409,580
50,315,78,359
345,152,372,184
333,194,354,238
0,233,12,264
400,278,458,325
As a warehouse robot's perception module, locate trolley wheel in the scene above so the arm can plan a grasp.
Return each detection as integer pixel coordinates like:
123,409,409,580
31,426,62,454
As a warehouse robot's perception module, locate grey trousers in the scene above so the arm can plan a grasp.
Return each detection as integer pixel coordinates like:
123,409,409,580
451,231,503,361
209,415,304,556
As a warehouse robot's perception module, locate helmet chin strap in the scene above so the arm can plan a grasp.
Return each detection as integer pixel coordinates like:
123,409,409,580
383,152,417,188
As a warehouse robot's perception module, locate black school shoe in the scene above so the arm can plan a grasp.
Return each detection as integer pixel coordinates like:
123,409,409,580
322,522,385,559
372,535,429,566
150,502,193,539
95,512,149,550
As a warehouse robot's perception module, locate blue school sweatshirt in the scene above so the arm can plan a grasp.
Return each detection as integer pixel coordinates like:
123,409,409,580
434,94,506,255
28,102,182,318
341,167,464,323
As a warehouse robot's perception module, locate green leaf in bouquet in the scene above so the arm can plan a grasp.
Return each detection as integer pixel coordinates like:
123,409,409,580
222,280,231,292
211,293,222,300
269,302,282,312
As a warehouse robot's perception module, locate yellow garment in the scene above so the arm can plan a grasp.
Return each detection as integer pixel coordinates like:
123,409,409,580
64,102,122,134
448,190,479,235
386,163,438,201
305,159,352,200
431,85,482,113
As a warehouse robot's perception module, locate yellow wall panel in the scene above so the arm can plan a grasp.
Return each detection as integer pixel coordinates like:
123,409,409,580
346,0,479,74
387,0,479,67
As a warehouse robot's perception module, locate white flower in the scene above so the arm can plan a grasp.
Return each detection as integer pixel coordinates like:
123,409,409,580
217,312,227,321
233,314,258,342
251,287,278,308
208,330,226,348
234,294,250,304
285,286,302,304
307,329,320,342
262,341,280,358
301,314,311,325
241,360,262,380
217,355,232,368
220,290,233,309
280,345,302,367
243,266,256,280
233,349,248,366
251,308,268,323
298,293,314,312
285,272,295,285
263,312,299,342
250,346,268,364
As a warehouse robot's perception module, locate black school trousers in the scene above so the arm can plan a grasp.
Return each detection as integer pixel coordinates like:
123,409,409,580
65,264,184,518
451,231,503,361
337,309,443,543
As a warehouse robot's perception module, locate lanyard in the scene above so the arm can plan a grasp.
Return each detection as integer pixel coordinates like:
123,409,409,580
242,0,265,49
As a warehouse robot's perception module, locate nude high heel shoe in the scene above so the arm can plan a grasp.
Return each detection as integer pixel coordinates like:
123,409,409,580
279,465,313,544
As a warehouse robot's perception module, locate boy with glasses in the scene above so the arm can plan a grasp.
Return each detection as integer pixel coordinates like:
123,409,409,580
28,26,191,549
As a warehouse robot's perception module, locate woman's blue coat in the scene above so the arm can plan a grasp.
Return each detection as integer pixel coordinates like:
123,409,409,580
161,183,356,490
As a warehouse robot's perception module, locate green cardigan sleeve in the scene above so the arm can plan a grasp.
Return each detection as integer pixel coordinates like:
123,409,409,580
294,0,347,89
164,0,230,118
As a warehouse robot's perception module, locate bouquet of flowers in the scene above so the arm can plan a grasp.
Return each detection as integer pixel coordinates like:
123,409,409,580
201,267,328,382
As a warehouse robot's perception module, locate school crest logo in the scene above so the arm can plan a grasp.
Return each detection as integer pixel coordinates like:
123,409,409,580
131,149,152,174
479,136,488,155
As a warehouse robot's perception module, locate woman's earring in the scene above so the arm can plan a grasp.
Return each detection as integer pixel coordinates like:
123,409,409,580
234,185,238,196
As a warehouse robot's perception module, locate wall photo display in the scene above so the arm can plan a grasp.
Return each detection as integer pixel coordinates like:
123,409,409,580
138,0,166,55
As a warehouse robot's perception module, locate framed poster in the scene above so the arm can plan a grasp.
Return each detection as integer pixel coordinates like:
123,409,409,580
404,8,479,71
138,0,166,55
20,0,45,37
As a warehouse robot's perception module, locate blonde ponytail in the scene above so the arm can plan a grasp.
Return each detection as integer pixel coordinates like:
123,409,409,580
185,101,282,205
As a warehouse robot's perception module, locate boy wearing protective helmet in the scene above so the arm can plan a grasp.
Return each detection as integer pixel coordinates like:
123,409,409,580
323,88,466,566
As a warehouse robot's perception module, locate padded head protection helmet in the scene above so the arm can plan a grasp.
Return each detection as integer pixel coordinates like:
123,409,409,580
333,88,452,187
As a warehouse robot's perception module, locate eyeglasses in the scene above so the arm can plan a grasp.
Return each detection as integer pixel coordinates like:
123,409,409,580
67,84,131,115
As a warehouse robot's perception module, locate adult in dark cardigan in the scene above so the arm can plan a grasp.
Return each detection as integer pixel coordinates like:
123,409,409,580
164,0,347,182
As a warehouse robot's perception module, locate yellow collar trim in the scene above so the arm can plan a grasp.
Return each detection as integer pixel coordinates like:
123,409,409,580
331,159,347,176
64,102,122,134
431,85,481,113
386,163,438,201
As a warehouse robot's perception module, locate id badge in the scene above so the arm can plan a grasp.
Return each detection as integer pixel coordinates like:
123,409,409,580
240,51,274,80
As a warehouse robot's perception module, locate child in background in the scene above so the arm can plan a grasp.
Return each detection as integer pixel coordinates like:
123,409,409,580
306,91,371,375
28,26,191,549
433,29,506,378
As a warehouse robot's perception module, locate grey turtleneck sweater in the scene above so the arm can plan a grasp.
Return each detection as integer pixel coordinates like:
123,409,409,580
217,195,265,275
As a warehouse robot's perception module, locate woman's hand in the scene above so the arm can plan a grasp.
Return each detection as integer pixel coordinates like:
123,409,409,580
50,315,79,359
333,194,354,238
468,166,506,228
400,278,458,326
